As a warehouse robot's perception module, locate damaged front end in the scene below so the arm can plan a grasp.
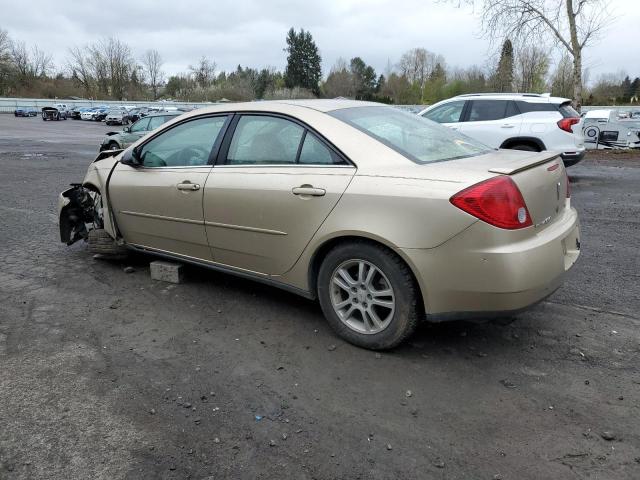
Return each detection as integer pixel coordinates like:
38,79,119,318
58,184,103,245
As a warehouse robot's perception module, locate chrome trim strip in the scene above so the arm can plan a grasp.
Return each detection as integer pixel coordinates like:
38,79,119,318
127,243,315,299
213,164,355,169
120,210,203,225
204,221,287,236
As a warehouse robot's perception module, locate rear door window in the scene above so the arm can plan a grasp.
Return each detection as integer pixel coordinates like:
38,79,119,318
298,133,346,165
226,115,304,165
467,100,510,122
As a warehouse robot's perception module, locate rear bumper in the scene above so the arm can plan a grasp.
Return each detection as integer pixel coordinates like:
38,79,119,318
561,149,586,167
402,206,581,320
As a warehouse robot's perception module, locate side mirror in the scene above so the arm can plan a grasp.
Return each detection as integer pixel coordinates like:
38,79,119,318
120,147,142,168
123,126,131,133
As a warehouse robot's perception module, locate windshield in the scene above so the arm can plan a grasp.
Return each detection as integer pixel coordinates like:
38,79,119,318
330,106,491,164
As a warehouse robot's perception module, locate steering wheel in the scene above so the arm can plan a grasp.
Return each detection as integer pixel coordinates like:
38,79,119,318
177,146,209,166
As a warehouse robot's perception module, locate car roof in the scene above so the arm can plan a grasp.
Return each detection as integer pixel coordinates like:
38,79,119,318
178,99,383,119
147,112,180,117
449,93,571,104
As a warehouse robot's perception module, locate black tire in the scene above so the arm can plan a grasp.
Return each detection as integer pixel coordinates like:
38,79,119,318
107,141,120,151
317,241,420,350
510,143,539,152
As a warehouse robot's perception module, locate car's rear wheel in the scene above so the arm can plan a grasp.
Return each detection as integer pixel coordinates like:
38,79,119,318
317,241,420,350
107,141,119,151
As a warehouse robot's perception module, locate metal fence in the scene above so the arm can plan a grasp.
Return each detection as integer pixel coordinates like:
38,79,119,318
0,97,216,113
0,96,631,114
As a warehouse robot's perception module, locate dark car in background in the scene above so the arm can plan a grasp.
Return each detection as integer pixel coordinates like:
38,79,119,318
99,112,180,151
14,106,38,117
93,108,109,122
127,107,151,123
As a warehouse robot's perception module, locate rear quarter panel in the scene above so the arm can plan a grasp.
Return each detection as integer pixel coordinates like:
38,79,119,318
279,173,478,292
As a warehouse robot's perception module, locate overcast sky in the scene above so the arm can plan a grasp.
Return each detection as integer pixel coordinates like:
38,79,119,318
2,0,636,83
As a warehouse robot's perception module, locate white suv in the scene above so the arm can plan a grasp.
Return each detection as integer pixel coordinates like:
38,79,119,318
419,93,585,166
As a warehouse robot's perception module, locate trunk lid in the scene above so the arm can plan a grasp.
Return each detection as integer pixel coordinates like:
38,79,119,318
508,154,567,230
425,150,567,230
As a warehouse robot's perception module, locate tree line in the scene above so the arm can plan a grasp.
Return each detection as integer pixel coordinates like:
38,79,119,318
0,23,637,106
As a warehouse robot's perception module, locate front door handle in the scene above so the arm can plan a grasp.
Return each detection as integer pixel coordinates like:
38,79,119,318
501,124,515,129
292,185,326,197
177,181,200,191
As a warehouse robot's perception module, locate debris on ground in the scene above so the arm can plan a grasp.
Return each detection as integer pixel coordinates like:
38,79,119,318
600,431,616,441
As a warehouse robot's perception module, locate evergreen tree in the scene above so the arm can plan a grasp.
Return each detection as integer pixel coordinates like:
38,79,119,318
621,75,632,102
284,28,322,96
349,57,377,100
493,39,514,92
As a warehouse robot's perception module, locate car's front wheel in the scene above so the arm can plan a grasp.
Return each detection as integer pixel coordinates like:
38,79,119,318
317,241,420,350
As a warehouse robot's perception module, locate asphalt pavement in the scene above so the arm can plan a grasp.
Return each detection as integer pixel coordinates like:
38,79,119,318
0,114,639,479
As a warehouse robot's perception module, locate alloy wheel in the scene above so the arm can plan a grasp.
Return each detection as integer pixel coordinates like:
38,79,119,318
329,259,395,334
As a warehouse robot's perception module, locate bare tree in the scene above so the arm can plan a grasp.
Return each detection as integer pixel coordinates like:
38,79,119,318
67,45,95,96
514,45,550,92
31,45,52,77
142,49,164,99
0,28,11,94
397,48,445,102
68,37,134,99
550,52,573,97
452,0,611,107
323,58,354,98
189,56,216,88
9,40,29,78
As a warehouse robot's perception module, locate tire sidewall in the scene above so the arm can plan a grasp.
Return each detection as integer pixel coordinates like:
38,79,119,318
317,243,418,350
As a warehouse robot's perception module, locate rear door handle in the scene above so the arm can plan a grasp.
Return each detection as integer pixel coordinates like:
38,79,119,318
292,186,326,197
177,181,200,191
501,124,515,129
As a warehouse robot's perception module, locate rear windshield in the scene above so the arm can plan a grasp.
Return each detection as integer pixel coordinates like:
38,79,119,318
330,106,491,164
558,102,580,118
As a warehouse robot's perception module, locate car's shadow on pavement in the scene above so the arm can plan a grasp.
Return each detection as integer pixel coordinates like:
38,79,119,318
113,250,527,360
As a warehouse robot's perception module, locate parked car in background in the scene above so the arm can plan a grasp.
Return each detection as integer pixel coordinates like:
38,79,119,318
99,112,181,151
582,109,640,149
127,107,150,123
70,107,92,120
61,100,580,350
81,108,104,121
42,106,67,120
14,106,38,117
105,107,131,126
93,108,109,122
419,93,586,166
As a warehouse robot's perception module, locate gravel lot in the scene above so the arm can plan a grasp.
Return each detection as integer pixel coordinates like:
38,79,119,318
0,114,639,480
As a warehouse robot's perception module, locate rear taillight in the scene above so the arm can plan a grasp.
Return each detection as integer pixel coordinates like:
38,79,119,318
450,176,532,230
557,117,580,133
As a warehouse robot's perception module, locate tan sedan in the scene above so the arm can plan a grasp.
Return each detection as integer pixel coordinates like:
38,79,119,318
58,100,581,350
